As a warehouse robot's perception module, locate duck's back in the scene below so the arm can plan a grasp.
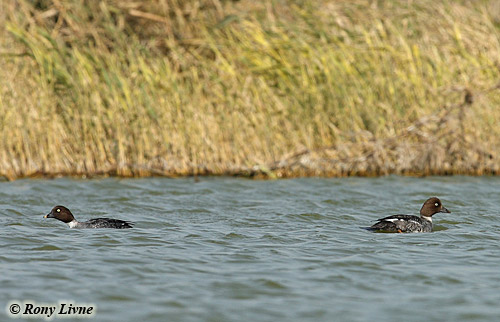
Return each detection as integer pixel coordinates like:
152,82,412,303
369,215,429,233
76,218,133,229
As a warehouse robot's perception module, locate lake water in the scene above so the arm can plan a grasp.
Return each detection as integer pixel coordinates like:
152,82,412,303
1,176,499,321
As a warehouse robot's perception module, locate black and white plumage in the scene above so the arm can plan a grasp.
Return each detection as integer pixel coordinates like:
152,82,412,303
368,197,450,233
44,206,133,229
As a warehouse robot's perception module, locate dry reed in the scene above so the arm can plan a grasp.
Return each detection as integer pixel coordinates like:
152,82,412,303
0,0,499,180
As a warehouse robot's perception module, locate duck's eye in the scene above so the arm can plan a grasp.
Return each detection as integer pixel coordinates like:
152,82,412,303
56,208,61,212
434,202,439,207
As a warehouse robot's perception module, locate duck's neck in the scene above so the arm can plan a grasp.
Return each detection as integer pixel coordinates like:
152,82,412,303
67,220,79,228
421,216,432,223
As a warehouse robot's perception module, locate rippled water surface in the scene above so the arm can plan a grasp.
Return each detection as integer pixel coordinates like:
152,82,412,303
1,176,500,321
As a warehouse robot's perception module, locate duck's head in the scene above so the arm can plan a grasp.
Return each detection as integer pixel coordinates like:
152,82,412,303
44,206,75,223
420,197,450,218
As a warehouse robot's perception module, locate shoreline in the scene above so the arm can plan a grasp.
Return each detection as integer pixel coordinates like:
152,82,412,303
3,167,499,182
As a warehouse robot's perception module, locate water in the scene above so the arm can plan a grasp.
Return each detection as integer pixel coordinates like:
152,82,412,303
1,176,499,321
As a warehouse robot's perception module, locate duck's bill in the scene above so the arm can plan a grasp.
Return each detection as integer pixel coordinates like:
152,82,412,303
440,207,451,213
44,213,53,218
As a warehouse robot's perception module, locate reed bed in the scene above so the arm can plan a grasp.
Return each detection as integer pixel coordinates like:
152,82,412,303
0,0,499,180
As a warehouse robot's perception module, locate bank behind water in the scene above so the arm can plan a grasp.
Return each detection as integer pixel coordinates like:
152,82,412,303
0,0,499,180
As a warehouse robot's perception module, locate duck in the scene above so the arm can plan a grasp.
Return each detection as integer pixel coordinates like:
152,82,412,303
44,206,133,229
368,197,450,233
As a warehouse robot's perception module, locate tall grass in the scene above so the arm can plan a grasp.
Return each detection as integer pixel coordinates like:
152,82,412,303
0,0,499,180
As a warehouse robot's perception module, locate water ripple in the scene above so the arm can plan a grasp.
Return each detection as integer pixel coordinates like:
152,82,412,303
0,176,499,322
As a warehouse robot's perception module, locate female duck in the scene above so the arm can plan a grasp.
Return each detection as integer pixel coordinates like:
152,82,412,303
44,206,133,229
369,197,450,233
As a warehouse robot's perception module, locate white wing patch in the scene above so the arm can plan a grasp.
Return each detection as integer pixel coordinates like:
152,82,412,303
382,218,423,227
383,218,404,223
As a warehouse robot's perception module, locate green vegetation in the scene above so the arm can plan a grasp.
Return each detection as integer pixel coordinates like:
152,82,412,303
0,0,499,180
